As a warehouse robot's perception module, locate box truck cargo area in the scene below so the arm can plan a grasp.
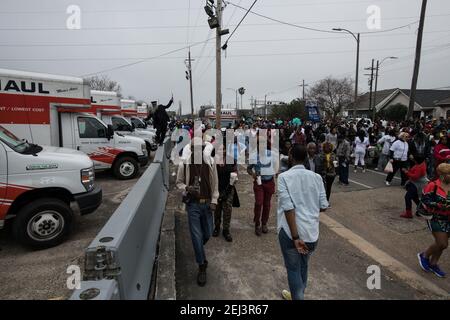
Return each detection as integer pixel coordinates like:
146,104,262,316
0,69,148,180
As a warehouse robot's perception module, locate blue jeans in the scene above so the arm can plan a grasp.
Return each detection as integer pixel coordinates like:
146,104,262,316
278,228,317,300
186,202,213,265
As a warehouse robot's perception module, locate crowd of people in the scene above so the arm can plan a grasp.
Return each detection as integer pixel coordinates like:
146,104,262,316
169,115,450,299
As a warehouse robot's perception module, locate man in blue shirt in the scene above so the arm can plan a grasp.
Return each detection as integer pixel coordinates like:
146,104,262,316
277,144,328,300
247,137,278,236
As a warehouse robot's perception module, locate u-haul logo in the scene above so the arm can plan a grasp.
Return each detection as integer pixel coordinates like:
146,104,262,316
0,80,50,94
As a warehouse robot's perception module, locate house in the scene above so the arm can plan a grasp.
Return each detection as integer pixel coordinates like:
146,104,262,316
349,88,450,119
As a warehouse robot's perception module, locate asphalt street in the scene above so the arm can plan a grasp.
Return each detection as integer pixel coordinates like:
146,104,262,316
0,155,153,300
174,166,450,300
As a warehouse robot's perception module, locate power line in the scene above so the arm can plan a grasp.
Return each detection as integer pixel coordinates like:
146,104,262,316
80,37,216,77
2,29,450,48
5,44,449,63
225,1,419,35
223,0,259,48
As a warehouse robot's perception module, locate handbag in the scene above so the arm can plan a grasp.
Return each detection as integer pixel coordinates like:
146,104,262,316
384,161,393,173
416,183,438,220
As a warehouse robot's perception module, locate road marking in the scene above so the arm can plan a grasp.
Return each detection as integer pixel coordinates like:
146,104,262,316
320,213,449,298
348,179,374,189
367,169,401,180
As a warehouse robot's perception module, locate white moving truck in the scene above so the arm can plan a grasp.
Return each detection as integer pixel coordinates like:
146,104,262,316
0,125,102,248
0,68,148,180
92,93,158,152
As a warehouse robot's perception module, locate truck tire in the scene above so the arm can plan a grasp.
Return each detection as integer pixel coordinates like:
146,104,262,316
113,156,139,180
12,198,73,249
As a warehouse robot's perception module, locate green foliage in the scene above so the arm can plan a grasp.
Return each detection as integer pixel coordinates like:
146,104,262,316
378,103,408,121
270,99,307,120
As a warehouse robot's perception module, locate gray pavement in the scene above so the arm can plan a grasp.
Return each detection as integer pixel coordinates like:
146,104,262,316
0,159,152,300
173,165,449,300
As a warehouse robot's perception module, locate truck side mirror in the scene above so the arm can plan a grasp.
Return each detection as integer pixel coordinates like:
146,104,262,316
107,124,114,140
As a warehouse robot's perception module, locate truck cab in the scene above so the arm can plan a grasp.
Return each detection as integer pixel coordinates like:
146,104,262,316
0,125,102,248
91,92,158,153
59,112,149,180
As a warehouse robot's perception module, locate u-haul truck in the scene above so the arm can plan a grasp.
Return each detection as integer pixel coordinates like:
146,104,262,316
0,124,102,249
0,68,148,180
92,93,157,153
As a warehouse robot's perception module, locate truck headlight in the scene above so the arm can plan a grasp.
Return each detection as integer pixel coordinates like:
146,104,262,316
81,167,95,192
141,143,148,156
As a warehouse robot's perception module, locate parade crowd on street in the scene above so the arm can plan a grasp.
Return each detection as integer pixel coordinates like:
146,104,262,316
164,115,450,300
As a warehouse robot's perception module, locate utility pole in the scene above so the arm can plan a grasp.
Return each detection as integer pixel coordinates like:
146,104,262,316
355,33,360,118
299,80,309,101
365,59,375,120
374,60,380,114
264,95,268,120
185,49,195,117
215,0,223,129
407,0,428,120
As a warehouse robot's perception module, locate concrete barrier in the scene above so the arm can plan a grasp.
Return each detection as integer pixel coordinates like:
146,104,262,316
70,139,171,300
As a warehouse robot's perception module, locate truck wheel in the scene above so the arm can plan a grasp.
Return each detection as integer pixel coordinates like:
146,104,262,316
12,198,73,249
113,156,139,180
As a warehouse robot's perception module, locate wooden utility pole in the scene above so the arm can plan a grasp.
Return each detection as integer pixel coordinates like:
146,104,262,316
186,49,195,117
215,0,223,129
374,60,380,114
407,0,427,120
299,80,309,101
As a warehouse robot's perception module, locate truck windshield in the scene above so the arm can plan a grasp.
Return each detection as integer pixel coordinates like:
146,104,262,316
0,126,30,153
131,118,146,129
112,117,132,131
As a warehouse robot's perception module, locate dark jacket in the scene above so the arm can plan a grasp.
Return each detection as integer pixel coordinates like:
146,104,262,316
153,98,173,129
304,154,323,175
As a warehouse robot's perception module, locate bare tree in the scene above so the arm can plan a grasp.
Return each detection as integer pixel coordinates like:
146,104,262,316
88,75,122,96
308,77,353,119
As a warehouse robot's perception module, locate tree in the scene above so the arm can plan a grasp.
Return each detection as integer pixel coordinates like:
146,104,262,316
307,77,353,120
270,99,307,120
88,75,122,96
378,103,408,121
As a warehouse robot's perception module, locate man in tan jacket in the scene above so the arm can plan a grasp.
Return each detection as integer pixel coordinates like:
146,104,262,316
176,137,219,286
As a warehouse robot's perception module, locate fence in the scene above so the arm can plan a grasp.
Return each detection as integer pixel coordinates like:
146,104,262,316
70,138,172,300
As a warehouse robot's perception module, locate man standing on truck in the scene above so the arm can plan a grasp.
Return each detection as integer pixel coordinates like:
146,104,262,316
153,96,174,145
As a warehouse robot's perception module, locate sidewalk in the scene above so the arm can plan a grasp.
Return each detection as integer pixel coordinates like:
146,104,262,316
169,164,446,300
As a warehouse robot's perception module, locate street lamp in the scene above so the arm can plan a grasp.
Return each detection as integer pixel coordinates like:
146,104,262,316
373,56,398,116
333,28,360,118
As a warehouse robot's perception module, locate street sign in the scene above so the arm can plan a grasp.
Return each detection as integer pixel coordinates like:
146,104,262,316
306,101,321,123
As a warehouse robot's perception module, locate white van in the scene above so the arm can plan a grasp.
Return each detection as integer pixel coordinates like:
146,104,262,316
0,69,148,180
0,125,102,248
91,92,158,152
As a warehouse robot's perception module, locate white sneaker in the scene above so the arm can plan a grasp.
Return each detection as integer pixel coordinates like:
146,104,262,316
362,169,366,173
374,168,379,171
354,169,357,173
385,181,391,186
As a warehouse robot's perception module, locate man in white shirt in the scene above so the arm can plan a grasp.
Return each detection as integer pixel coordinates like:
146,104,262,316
277,144,329,300
386,132,409,186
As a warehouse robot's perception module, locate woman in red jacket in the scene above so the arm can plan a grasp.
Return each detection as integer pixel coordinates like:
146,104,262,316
400,156,428,219
433,134,450,178
417,163,450,278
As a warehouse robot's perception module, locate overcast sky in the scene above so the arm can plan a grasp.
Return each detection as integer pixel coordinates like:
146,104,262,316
1,0,450,114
